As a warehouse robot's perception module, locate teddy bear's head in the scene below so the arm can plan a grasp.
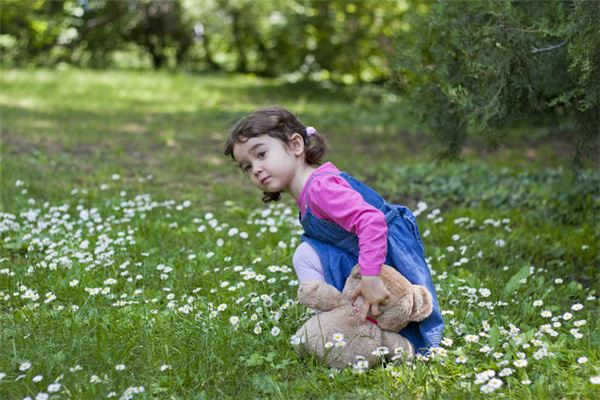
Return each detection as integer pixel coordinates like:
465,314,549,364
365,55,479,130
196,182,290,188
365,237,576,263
342,265,433,332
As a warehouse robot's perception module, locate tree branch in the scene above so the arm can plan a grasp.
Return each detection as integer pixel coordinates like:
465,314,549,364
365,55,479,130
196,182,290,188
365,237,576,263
531,39,568,54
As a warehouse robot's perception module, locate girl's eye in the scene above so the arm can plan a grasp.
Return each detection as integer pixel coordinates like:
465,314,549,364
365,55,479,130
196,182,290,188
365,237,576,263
243,165,251,173
257,151,266,159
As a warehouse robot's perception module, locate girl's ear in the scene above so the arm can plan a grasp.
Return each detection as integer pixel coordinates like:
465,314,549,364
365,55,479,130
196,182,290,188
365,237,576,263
289,133,305,157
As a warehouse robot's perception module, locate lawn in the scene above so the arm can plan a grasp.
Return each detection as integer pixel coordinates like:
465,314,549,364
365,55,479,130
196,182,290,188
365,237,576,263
0,68,598,399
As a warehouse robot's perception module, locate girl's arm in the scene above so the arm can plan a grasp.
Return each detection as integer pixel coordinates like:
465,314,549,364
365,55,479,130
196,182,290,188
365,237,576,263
308,175,388,276
307,175,389,319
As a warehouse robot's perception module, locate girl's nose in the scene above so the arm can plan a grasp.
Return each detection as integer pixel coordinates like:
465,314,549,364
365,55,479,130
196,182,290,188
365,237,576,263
252,163,263,175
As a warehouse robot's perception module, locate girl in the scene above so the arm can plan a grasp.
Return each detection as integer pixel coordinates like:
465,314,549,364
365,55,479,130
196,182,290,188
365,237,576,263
224,106,443,353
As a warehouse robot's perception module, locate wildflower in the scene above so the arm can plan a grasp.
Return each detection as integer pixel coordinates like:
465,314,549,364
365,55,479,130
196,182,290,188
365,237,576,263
0,372,5,380
533,348,549,360
574,319,587,327
521,379,531,385
562,312,573,320
465,334,479,343
47,383,61,393
479,345,491,354
217,303,227,311
115,364,126,371
571,303,583,311
19,361,32,371
372,346,389,357
499,368,514,377
480,377,502,393
334,340,346,348
290,334,305,346
35,393,49,400
90,375,101,383
577,357,588,364
271,326,280,336
513,359,528,368
541,310,552,318
160,364,172,371
554,278,563,284
590,376,600,384
533,300,543,307
324,341,334,349
253,325,262,335
474,370,495,384
332,333,344,342
33,375,43,382
352,357,369,373
441,337,453,347
229,316,239,326
455,355,468,364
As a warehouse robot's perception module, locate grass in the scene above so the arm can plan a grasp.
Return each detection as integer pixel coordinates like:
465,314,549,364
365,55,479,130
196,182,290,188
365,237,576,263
0,67,598,399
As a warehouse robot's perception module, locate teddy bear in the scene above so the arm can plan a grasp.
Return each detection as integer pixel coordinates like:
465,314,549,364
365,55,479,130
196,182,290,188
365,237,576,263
292,264,433,369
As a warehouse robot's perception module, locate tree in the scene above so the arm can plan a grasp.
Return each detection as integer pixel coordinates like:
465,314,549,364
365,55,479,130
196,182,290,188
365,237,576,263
393,0,599,172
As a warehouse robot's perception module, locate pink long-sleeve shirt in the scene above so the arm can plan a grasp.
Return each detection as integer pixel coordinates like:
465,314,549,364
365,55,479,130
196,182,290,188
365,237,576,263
296,162,387,276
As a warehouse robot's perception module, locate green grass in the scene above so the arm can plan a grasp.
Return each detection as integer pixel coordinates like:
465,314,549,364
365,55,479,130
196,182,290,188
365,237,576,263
0,68,598,398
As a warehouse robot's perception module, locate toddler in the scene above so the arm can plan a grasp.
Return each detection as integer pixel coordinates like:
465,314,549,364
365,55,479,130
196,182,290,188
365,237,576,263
224,106,443,353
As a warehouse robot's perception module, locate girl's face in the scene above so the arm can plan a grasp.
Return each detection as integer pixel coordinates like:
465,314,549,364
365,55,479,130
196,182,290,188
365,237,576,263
233,134,303,193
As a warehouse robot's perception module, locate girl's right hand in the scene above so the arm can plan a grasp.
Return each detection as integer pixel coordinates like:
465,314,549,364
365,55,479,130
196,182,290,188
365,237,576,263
351,275,389,321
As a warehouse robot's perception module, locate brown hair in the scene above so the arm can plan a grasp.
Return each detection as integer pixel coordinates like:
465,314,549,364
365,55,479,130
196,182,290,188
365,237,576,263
224,106,328,203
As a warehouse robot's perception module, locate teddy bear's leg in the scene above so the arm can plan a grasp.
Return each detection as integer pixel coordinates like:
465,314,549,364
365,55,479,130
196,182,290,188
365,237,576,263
297,280,345,311
382,331,414,360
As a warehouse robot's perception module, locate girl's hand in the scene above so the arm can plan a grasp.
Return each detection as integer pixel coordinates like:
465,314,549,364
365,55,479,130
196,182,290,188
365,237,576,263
351,275,389,321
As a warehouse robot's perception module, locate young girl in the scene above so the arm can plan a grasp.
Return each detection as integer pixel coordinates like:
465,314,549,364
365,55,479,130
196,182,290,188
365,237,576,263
224,106,443,353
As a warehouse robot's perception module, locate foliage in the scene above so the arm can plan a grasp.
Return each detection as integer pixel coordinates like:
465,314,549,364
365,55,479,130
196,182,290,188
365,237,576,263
362,162,600,227
0,0,412,82
393,0,599,170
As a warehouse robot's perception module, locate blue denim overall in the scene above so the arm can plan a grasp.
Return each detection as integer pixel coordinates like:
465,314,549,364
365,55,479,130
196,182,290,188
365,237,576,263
299,171,444,353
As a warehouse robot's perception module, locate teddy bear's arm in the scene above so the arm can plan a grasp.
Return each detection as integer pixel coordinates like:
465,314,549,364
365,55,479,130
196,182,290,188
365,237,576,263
297,280,345,311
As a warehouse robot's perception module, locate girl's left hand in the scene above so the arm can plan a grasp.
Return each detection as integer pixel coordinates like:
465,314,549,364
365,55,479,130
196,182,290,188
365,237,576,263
351,275,389,321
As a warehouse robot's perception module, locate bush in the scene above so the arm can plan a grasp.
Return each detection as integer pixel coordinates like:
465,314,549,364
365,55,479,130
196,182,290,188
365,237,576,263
393,0,599,172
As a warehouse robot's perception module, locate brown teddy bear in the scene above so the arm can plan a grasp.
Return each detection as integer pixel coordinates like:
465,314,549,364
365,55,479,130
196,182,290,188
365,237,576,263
292,264,433,369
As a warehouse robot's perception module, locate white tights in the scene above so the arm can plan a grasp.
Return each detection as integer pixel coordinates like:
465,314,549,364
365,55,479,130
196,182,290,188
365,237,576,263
292,242,325,282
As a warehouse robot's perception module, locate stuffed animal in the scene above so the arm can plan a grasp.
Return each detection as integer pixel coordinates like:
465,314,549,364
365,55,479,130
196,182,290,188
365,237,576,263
293,265,433,369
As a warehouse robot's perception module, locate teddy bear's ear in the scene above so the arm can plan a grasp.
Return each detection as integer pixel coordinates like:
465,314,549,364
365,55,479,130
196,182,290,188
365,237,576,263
411,285,433,322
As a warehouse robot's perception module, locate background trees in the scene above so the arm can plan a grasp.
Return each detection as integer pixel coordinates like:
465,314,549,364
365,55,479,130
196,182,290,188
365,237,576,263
1,0,597,168
392,0,598,172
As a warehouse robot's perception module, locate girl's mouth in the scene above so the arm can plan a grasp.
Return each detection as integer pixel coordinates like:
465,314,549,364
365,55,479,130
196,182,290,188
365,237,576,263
261,177,271,185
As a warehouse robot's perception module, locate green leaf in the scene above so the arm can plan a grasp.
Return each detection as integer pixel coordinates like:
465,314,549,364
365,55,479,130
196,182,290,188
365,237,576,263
502,266,530,297
244,353,264,367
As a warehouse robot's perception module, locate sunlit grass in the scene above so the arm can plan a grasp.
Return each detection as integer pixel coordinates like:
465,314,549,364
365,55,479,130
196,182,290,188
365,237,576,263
0,68,598,398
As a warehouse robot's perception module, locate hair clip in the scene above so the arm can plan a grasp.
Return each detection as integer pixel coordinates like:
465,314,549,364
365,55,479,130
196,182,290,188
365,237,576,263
306,126,317,137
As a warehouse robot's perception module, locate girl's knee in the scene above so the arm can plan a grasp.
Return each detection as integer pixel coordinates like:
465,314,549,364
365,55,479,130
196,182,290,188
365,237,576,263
293,242,324,282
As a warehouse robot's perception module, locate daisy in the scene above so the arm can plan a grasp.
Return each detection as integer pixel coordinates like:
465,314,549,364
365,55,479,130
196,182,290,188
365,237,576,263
47,383,61,393
19,361,32,371
571,303,583,311
513,359,528,368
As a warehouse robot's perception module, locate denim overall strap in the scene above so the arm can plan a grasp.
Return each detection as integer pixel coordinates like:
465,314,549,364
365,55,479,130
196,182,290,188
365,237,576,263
301,171,341,214
302,171,399,223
